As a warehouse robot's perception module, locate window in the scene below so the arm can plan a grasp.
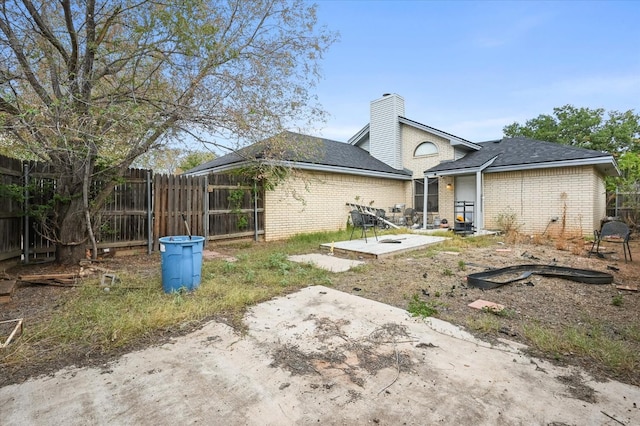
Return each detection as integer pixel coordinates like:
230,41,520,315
413,178,439,213
414,141,438,157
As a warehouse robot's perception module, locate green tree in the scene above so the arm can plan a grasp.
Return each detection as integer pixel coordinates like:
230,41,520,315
504,105,640,224
503,105,640,154
0,0,336,264
178,151,216,174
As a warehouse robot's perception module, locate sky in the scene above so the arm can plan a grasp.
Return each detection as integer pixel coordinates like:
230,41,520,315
308,0,640,143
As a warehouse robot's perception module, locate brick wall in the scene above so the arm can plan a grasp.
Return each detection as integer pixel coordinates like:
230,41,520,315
483,166,605,236
263,171,409,241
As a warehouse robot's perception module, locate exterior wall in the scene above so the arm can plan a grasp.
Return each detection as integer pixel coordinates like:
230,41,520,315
264,170,409,241
399,124,456,217
483,166,604,236
593,171,607,229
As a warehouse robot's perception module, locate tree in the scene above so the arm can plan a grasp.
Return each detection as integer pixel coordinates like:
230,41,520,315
503,105,640,154
132,147,215,174
504,105,640,224
0,0,336,264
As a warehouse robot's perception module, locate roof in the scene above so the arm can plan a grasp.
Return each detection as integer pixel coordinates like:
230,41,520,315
425,137,620,177
186,131,412,179
348,117,481,152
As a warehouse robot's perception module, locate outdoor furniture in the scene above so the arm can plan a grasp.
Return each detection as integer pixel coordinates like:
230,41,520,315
404,208,418,226
589,220,632,262
350,209,378,243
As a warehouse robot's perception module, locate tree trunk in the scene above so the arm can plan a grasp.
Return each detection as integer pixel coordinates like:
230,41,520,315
55,190,89,265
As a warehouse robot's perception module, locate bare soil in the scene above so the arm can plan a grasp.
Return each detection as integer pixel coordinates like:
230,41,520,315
329,236,640,387
1,236,639,388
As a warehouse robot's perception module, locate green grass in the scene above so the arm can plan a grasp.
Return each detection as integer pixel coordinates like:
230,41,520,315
2,232,342,370
407,294,442,317
464,315,502,334
523,321,639,375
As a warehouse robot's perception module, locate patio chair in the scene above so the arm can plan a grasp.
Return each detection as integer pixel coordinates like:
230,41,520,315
349,209,378,243
404,208,418,226
589,220,632,262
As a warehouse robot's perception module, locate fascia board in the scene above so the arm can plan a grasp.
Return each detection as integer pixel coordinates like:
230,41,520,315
398,117,481,150
485,157,620,176
425,167,481,177
423,156,497,178
188,160,411,181
348,124,370,145
274,160,412,180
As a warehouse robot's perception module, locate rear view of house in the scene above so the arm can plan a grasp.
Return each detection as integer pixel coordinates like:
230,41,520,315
188,94,619,240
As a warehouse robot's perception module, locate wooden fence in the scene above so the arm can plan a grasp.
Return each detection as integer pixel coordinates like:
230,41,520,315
0,154,264,263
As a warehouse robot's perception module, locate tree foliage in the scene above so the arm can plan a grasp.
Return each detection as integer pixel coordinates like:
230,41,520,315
0,0,336,263
504,105,640,223
503,105,640,155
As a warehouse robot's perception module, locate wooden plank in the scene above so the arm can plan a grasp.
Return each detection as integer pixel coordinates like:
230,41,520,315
0,279,17,303
0,318,23,348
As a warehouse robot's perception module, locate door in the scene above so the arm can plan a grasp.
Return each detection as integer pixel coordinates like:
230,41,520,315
455,175,476,221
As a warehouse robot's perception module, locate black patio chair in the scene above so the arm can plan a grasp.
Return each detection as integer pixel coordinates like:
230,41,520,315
349,209,378,243
589,220,632,262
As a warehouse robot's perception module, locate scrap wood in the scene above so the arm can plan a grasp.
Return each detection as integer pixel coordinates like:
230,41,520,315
0,318,23,348
616,284,638,292
0,279,17,303
18,273,80,287
468,299,505,312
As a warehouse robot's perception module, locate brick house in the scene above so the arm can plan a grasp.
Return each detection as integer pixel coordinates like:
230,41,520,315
187,94,619,240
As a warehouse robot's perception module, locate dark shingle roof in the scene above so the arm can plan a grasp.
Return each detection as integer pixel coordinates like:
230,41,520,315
425,137,614,174
186,131,411,177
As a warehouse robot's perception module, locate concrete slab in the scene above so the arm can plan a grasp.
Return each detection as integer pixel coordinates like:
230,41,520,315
320,233,447,259
1,286,639,425
287,253,365,272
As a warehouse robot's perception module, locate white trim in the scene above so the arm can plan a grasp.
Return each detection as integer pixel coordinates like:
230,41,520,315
187,159,412,181
484,156,620,176
425,156,619,177
398,117,480,150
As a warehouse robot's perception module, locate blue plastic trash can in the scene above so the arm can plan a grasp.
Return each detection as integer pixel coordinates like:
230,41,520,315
159,236,205,293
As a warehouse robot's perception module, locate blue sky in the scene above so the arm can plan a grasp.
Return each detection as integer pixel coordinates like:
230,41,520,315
309,0,640,142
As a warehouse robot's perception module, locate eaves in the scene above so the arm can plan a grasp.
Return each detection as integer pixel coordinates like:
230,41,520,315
186,160,412,181
485,156,620,176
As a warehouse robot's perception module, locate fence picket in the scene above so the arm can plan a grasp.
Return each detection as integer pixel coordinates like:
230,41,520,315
0,154,265,263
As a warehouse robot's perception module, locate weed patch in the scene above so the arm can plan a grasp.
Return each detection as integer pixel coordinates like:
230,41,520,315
407,294,441,318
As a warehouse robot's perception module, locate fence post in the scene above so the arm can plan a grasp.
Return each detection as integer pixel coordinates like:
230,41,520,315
253,178,258,241
147,170,153,254
203,174,209,248
23,162,29,264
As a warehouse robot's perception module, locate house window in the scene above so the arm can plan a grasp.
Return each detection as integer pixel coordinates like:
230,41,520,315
414,178,439,212
414,142,438,157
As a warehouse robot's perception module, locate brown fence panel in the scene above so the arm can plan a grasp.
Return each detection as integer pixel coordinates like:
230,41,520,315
1,158,268,262
25,160,57,261
153,174,206,248
0,155,23,261
206,173,264,241
94,168,151,251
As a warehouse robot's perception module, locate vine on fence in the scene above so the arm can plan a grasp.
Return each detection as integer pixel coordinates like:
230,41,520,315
228,187,249,230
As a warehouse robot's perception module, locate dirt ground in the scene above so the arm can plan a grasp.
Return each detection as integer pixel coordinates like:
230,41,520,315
329,235,640,387
1,235,639,389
